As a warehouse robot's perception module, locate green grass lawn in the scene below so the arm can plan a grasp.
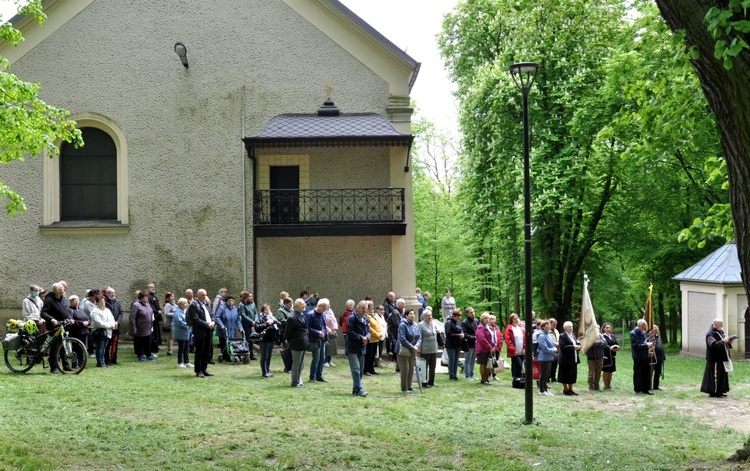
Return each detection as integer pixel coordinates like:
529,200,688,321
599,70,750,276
1,347,748,470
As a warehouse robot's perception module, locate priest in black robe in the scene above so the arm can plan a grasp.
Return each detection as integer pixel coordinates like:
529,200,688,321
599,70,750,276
700,319,735,398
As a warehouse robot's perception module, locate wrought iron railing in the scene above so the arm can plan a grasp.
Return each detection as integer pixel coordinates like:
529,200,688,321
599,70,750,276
254,188,405,225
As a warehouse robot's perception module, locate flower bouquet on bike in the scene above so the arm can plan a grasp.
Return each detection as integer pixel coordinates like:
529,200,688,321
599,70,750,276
3,318,87,374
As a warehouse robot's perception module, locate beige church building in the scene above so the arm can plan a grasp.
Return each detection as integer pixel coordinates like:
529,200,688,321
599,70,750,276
0,0,420,313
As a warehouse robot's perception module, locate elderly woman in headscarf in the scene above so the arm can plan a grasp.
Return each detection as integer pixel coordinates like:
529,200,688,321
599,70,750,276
216,296,244,362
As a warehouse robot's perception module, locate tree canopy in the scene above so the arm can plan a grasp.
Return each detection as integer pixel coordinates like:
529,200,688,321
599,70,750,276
430,0,728,331
0,0,82,216
654,0,750,302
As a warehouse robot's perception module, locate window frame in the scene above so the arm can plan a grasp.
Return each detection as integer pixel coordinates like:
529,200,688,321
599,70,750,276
41,112,129,233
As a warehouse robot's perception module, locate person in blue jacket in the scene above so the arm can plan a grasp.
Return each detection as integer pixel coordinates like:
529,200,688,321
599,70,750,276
172,298,192,368
398,309,422,393
346,300,371,397
306,298,330,383
216,296,243,362
537,320,558,396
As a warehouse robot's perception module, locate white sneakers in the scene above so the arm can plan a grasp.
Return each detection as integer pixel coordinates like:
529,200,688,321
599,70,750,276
186,362,194,367
178,363,186,368
324,362,335,367
539,391,554,396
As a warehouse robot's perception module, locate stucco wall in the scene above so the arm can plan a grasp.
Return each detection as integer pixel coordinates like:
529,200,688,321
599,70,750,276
0,0,391,307
686,291,716,357
255,236,392,314
256,146,390,189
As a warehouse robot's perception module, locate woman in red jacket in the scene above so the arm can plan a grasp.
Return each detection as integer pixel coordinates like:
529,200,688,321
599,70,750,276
504,313,526,379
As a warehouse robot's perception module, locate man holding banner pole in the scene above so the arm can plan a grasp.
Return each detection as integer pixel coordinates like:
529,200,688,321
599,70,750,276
630,319,653,395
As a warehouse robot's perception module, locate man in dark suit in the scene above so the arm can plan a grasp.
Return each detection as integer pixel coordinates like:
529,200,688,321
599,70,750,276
188,289,216,378
630,319,653,394
40,283,71,374
147,283,163,355
284,298,309,388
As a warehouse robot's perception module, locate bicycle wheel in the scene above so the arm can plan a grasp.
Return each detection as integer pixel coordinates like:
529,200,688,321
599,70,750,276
4,348,35,373
55,337,88,374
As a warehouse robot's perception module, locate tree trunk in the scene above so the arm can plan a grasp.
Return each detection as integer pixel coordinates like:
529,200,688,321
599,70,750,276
655,0,750,303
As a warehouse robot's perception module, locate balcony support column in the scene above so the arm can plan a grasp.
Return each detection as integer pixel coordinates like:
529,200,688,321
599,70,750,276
389,147,418,311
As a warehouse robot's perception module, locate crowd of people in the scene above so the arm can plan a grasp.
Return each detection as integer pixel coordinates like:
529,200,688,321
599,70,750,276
17,283,736,397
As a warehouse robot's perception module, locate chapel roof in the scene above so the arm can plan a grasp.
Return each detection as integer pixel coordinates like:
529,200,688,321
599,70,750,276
673,243,743,284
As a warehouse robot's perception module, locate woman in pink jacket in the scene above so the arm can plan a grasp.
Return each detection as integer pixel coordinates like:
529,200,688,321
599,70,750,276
475,313,494,384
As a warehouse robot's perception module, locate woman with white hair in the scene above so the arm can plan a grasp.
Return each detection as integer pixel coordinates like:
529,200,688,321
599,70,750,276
89,294,116,368
418,308,438,387
558,321,581,396
700,319,736,397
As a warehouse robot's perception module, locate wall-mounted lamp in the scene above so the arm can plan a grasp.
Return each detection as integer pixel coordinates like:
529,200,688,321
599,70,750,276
174,42,188,68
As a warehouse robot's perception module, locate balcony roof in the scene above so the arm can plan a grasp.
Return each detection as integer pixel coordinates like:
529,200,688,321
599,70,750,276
243,100,413,150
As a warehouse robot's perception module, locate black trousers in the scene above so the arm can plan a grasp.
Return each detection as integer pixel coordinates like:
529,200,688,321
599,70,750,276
633,358,651,393
365,341,378,373
550,357,558,380
651,361,663,389
134,335,151,358
194,336,210,374
421,352,437,385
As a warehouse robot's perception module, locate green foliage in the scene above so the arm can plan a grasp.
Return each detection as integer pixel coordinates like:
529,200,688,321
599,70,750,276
412,114,479,310
0,350,747,469
0,0,82,216
436,0,730,330
705,0,750,69
440,0,632,323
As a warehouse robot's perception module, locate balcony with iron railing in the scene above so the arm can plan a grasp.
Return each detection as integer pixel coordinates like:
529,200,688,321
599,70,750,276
253,188,406,237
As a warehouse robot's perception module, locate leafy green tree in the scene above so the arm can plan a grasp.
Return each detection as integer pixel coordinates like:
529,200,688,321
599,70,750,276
1,0,82,215
586,3,729,341
654,0,750,302
411,115,478,314
439,0,729,333
440,0,630,324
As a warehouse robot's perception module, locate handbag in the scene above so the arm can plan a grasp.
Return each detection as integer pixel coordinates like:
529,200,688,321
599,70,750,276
93,328,107,341
162,325,171,333
493,357,504,374
723,342,733,372
436,331,445,347
532,359,541,380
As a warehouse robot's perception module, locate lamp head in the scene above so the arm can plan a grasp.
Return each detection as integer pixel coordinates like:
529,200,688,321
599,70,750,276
509,62,539,92
174,42,188,68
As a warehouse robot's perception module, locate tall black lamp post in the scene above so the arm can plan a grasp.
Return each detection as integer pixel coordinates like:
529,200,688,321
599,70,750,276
509,61,539,425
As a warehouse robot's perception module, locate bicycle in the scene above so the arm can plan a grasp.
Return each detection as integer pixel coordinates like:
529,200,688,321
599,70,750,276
4,319,87,374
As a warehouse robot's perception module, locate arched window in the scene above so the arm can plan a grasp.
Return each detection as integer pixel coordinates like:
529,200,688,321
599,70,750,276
60,127,117,220
42,113,129,232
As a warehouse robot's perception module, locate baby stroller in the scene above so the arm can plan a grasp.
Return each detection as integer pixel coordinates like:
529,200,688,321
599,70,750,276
219,337,251,365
